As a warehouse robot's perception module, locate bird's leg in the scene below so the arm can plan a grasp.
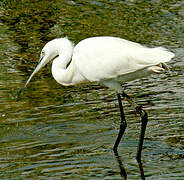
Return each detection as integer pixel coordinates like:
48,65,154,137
121,92,148,163
114,150,127,179
113,93,127,152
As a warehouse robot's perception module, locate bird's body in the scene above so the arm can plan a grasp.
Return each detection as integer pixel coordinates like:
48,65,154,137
18,36,175,164
50,36,174,92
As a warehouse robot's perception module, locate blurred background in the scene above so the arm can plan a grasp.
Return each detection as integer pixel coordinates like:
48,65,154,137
0,0,183,179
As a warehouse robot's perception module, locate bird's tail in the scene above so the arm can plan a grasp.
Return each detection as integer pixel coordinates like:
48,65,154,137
152,47,175,63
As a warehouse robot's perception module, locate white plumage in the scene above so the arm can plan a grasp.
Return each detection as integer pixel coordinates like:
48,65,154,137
20,36,174,92
72,37,174,91
19,36,174,93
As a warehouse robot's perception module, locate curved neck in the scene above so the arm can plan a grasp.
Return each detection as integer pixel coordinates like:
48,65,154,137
51,40,74,85
57,41,74,69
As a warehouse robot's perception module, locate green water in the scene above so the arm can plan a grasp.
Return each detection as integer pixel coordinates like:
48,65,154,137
0,0,183,179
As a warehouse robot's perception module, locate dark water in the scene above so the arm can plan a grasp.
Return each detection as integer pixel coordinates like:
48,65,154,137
0,0,184,179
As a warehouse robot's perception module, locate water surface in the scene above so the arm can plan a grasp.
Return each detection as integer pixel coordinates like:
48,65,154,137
0,0,184,179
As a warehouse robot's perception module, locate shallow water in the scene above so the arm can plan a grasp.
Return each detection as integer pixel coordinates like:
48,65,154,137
0,0,184,179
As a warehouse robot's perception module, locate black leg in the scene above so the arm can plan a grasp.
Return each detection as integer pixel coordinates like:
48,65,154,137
113,93,127,152
121,92,148,162
138,160,145,180
114,150,127,179
136,106,148,163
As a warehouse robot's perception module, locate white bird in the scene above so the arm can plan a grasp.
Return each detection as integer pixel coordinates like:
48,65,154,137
18,36,175,162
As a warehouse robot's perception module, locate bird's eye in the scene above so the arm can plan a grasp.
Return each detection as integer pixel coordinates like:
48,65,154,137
38,50,45,63
40,50,45,58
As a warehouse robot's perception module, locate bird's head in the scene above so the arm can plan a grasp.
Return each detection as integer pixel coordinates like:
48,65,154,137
17,38,64,98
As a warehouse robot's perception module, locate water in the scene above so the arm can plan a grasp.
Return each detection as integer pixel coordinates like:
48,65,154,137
0,0,184,179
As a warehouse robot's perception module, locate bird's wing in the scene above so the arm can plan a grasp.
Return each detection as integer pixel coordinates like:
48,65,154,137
72,37,174,82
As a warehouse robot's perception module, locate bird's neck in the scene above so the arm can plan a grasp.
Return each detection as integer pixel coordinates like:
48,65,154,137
57,39,74,69
51,40,75,86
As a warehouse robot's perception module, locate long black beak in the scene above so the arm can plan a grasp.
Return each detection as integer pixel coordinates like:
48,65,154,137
17,59,44,99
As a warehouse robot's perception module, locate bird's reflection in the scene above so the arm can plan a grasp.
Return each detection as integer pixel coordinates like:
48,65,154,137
113,150,145,179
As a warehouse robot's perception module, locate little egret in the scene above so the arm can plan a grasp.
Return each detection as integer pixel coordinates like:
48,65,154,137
18,36,175,161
